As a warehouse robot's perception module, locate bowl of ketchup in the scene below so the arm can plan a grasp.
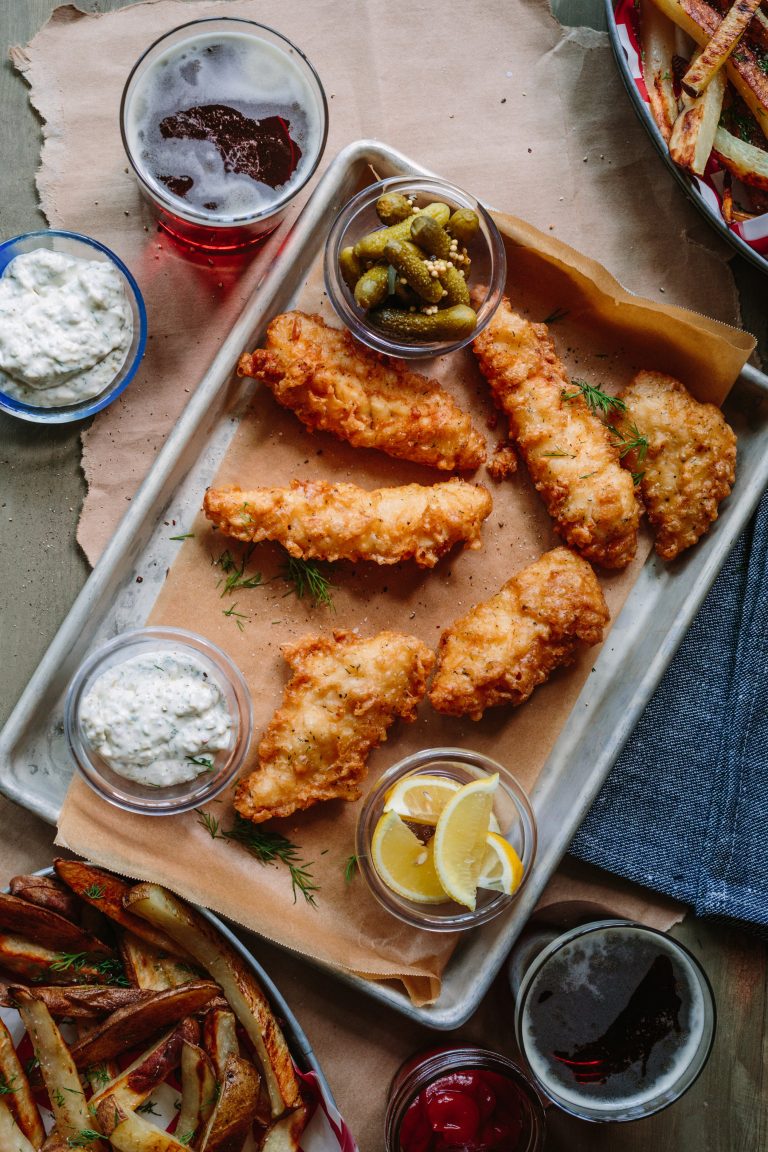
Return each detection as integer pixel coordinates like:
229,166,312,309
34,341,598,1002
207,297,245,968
385,1046,546,1152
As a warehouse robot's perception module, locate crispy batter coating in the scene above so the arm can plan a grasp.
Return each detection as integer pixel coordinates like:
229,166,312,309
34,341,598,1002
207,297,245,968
204,478,492,568
473,299,640,569
238,311,486,471
235,630,435,823
618,370,737,560
429,547,609,720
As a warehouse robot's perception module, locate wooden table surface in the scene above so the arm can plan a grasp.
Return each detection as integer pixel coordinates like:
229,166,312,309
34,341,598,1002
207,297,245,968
0,2,766,1150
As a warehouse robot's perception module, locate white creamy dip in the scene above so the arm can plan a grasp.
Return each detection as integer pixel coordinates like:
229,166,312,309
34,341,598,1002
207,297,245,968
79,649,233,788
0,248,133,408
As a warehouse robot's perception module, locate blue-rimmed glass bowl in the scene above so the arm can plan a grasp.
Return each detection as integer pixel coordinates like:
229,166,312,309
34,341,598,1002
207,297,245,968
0,230,147,424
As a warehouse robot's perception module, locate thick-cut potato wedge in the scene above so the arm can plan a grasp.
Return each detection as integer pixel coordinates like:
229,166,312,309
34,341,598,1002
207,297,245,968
714,124,768,187
89,1018,199,1115
0,1099,36,1152
120,932,201,991
640,0,679,140
125,884,300,1119
9,875,80,921
203,1009,239,1077
0,935,114,986
682,0,763,97
176,1041,217,1147
0,1016,45,1148
0,893,112,956
97,1096,187,1150
14,989,105,1151
5,984,154,1019
669,62,727,173
69,980,220,1067
199,1053,262,1152
259,1105,309,1152
54,861,192,960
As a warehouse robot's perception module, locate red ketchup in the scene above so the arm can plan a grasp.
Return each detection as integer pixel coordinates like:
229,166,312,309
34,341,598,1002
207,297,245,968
386,1048,545,1152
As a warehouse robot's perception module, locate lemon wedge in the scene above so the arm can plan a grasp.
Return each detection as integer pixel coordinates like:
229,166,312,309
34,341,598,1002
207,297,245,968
370,810,448,903
433,773,499,910
383,774,462,825
477,831,525,895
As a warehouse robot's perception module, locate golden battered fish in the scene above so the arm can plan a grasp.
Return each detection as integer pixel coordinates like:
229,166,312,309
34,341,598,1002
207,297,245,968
618,370,737,560
472,299,640,569
235,630,435,823
238,311,486,471
429,547,609,720
203,478,492,568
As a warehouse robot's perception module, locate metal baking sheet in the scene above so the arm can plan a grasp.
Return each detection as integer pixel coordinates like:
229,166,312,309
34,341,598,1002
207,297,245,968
2,140,768,1030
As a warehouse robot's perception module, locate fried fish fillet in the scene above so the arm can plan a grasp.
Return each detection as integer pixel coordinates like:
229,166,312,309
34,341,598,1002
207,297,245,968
429,547,609,720
473,299,640,569
618,370,737,560
235,630,435,823
238,310,486,471
203,478,492,568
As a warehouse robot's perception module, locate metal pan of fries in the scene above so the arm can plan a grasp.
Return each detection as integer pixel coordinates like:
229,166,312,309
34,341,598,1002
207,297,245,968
607,0,768,272
0,864,349,1152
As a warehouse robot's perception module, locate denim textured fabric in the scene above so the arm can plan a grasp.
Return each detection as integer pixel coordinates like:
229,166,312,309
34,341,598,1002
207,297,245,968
570,490,768,928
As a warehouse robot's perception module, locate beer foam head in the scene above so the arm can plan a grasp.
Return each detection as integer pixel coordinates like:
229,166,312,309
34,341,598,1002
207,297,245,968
124,30,325,220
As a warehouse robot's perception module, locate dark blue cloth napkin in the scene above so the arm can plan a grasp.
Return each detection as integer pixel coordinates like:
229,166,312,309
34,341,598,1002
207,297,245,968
570,491,768,929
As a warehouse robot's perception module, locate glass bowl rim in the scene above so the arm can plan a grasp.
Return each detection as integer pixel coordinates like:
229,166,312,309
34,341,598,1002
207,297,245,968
64,625,253,816
0,229,147,424
356,746,537,932
323,174,507,359
119,15,330,229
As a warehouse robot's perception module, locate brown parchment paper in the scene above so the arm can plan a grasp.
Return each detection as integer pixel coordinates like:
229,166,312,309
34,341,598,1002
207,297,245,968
12,0,748,566
56,203,754,1004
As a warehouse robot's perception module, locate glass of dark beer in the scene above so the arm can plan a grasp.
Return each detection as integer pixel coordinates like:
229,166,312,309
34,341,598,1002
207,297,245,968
512,920,715,1122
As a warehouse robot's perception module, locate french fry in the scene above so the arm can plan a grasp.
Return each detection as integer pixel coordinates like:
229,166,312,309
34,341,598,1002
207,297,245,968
202,1009,239,1078
69,981,220,1067
0,1099,36,1152
9,875,81,922
199,1053,262,1152
5,984,154,1019
89,1018,199,1115
640,0,679,140
669,60,727,173
176,1041,217,1147
124,884,300,1119
259,1105,309,1152
120,932,201,992
682,0,763,97
0,1016,45,1148
0,935,115,986
54,861,192,961
14,989,106,1151
96,1097,187,1151
0,893,112,956
714,123,768,186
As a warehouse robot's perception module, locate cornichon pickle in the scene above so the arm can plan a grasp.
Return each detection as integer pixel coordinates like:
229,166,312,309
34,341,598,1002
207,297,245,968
384,239,444,304
354,201,451,261
438,265,471,306
354,264,390,310
445,208,480,246
410,214,452,259
375,191,413,225
339,247,363,290
370,304,478,341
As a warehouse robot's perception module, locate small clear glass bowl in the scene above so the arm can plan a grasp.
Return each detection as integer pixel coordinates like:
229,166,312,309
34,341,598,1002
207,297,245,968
65,627,253,816
324,176,506,359
356,748,537,932
0,230,147,424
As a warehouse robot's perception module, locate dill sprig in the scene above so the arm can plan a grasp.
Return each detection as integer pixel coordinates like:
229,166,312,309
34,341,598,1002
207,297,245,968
608,421,649,484
195,809,221,839
66,1132,102,1149
344,855,360,884
222,603,248,631
170,532,195,541
83,883,105,900
136,1099,161,1116
186,754,215,772
0,1074,17,1095
49,952,129,986
195,810,318,905
213,546,262,597
49,951,88,973
563,378,627,418
281,556,335,609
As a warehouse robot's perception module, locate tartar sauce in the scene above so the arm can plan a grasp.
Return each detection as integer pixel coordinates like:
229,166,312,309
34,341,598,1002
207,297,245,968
0,248,133,408
79,650,233,788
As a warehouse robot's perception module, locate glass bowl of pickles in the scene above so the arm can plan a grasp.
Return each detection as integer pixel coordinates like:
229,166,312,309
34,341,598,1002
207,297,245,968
324,176,506,359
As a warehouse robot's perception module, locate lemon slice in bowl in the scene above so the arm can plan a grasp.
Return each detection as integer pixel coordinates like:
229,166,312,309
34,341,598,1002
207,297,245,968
477,831,525,895
371,810,448,903
383,774,462,825
433,773,499,910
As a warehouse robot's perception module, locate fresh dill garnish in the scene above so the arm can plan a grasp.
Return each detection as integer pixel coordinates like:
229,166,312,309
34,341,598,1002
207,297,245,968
49,951,127,986
543,306,569,324
186,754,215,771
49,952,87,973
541,449,574,458
222,818,319,906
86,1063,111,1089
213,545,263,597
562,378,627,417
25,1056,40,1076
281,556,335,609
222,603,248,631
177,1134,196,1148
170,532,195,541
136,1099,161,1116
344,855,360,884
83,883,105,900
195,809,221,839
94,957,130,987
608,421,649,462
52,1087,66,1107
579,471,598,480
66,1132,102,1148
0,1074,17,1095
